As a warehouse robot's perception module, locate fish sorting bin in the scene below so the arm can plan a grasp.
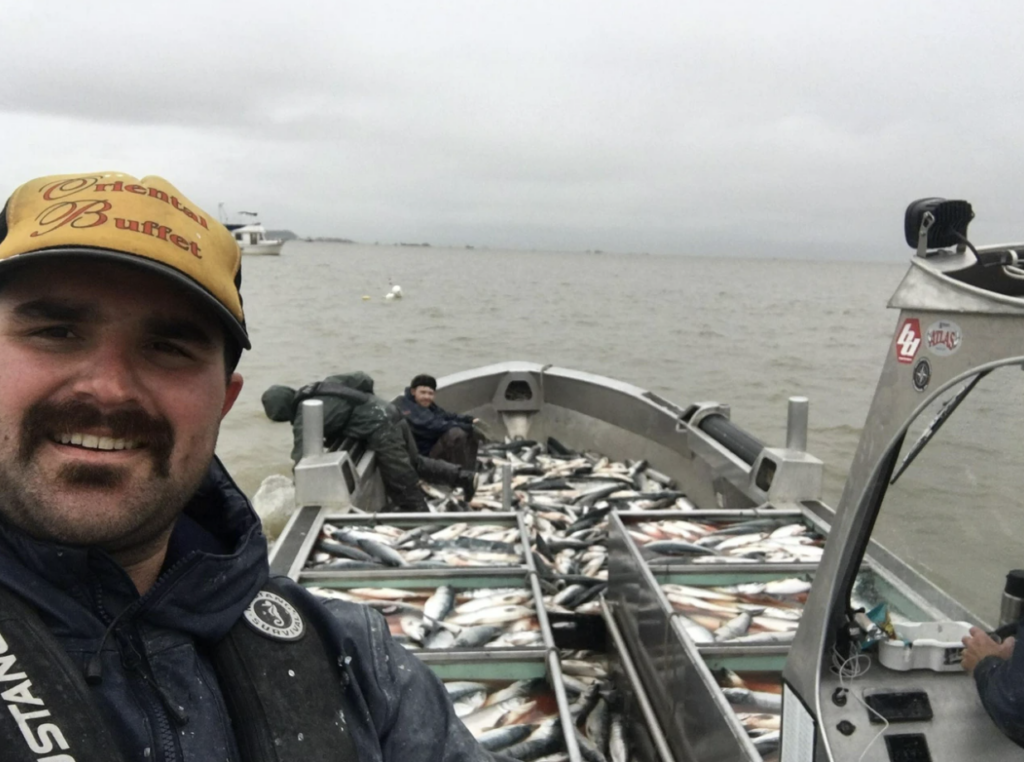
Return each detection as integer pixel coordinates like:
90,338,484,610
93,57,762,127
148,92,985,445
433,597,673,762
709,666,784,761
275,495,674,761
270,507,529,579
302,512,528,576
623,510,828,567
307,574,544,652
606,509,827,762
425,651,584,761
657,571,811,647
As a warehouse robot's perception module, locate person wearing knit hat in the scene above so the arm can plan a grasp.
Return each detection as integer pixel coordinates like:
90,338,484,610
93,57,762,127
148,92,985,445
395,373,482,471
0,172,506,762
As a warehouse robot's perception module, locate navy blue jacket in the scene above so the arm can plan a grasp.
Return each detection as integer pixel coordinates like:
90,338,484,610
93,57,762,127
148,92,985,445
0,459,496,761
974,646,1024,748
395,388,473,456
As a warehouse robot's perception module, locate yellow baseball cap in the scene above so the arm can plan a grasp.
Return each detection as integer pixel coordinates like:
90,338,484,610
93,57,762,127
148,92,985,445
0,172,250,350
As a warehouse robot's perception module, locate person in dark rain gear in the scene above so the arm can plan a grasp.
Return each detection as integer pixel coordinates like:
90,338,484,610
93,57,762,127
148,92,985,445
261,373,476,508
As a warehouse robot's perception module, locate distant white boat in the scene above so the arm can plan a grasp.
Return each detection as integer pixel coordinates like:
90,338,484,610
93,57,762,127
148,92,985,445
219,205,284,256
230,222,284,256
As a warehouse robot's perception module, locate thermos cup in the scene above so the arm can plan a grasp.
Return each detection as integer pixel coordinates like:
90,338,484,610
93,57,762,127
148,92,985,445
999,570,1024,629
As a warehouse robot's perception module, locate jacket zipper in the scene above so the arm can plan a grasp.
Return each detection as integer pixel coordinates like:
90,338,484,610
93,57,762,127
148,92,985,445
90,554,201,762
119,628,183,762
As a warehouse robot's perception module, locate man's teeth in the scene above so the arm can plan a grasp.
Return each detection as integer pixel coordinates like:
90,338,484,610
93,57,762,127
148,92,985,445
56,433,139,451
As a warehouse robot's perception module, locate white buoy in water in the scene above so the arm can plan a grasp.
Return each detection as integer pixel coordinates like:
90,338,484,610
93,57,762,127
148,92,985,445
385,292,395,300
391,285,403,298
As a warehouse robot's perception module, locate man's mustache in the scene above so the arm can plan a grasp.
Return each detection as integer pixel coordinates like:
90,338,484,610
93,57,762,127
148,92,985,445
20,398,175,477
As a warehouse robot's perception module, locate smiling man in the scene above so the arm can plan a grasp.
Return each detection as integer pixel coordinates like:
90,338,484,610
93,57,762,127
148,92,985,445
0,260,241,592
0,173,504,762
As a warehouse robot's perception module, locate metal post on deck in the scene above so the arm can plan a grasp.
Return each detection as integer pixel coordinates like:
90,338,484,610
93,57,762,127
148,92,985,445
786,396,809,452
502,463,513,510
301,399,325,458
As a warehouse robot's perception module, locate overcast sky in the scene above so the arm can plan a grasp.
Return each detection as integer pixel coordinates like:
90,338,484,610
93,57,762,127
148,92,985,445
2,1,1022,259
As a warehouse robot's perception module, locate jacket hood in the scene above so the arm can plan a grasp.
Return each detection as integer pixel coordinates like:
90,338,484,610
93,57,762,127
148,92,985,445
326,371,375,394
0,457,269,642
262,384,297,422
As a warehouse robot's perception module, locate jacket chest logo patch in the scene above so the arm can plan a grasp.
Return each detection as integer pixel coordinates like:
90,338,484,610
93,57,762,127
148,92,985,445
243,591,305,641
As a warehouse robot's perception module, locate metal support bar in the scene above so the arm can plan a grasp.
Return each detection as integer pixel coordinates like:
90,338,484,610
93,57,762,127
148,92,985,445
916,210,935,257
502,463,513,510
268,504,327,580
786,396,809,452
546,649,583,762
517,513,538,575
301,399,325,458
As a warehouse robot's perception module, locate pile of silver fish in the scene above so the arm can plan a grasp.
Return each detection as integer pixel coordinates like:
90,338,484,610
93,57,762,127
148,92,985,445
310,585,542,650
425,440,694,514
560,651,632,762
445,678,567,759
475,441,688,603
630,517,824,564
662,578,812,645
447,653,635,762
715,669,782,761
306,522,524,571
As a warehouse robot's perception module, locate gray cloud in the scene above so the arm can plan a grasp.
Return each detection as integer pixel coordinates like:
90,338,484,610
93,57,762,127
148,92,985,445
3,0,1023,257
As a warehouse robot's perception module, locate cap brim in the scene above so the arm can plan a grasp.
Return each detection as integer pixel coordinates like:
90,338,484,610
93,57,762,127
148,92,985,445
0,247,251,350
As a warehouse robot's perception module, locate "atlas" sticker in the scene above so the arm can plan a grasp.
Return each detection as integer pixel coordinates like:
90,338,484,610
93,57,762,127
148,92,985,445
926,320,962,357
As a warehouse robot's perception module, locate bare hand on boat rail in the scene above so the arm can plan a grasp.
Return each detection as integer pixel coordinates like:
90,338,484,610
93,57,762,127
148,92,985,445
962,626,1015,675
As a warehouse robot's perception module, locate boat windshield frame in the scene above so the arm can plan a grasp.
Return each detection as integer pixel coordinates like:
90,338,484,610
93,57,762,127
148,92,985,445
888,368,991,484
867,357,1024,507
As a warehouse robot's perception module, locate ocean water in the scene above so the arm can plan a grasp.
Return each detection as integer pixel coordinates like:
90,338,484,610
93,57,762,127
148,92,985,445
220,242,1021,623
222,242,904,498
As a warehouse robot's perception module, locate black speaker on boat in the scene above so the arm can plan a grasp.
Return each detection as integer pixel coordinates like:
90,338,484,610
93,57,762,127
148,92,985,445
904,197,974,251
